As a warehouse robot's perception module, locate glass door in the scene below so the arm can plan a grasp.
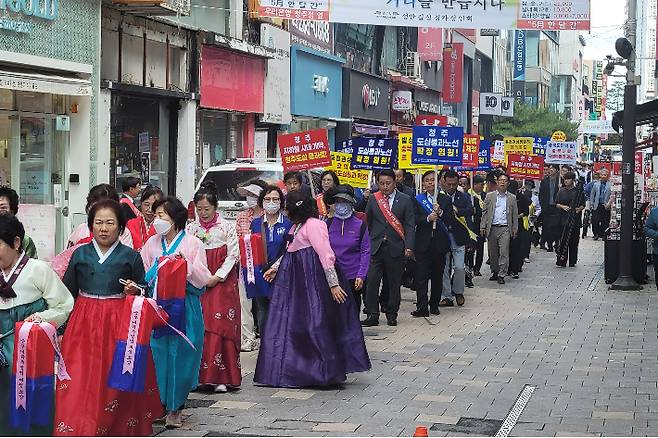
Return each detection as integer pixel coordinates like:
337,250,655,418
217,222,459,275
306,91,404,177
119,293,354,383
0,112,17,188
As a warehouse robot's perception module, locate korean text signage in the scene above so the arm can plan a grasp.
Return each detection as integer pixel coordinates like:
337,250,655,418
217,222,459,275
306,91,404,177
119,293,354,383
288,19,333,54
478,140,492,170
0,0,58,34
278,129,331,172
461,135,480,169
350,138,397,170
508,154,545,180
491,140,505,165
418,27,443,61
274,0,591,31
415,115,447,126
344,70,390,122
533,137,549,157
579,120,615,134
415,88,441,114
513,30,526,81
411,126,464,166
545,141,578,165
261,24,292,125
442,43,464,104
392,90,412,111
325,152,369,188
398,133,433,170
503,137,534,155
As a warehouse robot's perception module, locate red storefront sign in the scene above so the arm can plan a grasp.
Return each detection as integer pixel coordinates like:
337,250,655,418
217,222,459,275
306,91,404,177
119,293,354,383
594,153,644,176
278,129,331,172
415,115,448,126
508,154,545,180
418,27,443,61
462,134,480,168
442,42,464,104
200,46,265,113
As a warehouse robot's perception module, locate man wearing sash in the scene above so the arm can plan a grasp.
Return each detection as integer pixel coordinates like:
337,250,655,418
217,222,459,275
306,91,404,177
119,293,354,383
412,171,451,317
362,169,415,327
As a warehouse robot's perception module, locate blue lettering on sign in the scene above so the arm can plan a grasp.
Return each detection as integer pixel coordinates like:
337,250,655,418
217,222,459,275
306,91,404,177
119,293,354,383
0,0,58,34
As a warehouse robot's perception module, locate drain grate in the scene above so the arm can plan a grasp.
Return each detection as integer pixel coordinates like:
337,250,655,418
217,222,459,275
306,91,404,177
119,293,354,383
495,385,536,437
430,417,503,436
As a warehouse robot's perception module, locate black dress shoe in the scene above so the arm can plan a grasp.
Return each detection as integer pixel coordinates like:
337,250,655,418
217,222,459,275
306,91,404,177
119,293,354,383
411,309,429,318
455,294,465,306
569,264,576,267
361,316,379,327
439,298,454,307
489,274,498,281
497,277,505,284
511,273,520,279
430,307,440,315
386,317,397,326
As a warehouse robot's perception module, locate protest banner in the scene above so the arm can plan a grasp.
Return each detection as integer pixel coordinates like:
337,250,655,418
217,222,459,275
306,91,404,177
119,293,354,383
533,137,549,157
398,133,434,171
507,154,545,180
415,115,448,127
491,140,505,166
460,134,480,169
478,140,492,170
545,141,578,165
350,137,397,170
278,129,331,172
503,137,534,156
326,152,369,188
411,126,464,166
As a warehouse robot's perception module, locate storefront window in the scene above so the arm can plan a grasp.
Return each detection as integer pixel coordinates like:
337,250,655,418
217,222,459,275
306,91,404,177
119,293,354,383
111,95,171,194
199,110,244,166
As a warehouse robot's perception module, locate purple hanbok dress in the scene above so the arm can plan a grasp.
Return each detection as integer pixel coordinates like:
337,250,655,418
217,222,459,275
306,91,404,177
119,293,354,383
254,218,371,388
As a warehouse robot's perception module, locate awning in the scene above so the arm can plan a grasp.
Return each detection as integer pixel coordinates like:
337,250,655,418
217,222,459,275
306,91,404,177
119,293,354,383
0,69,91,96
612,98,658,132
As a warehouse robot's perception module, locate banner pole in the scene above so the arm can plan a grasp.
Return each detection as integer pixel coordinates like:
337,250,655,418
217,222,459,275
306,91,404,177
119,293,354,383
433,165,439,230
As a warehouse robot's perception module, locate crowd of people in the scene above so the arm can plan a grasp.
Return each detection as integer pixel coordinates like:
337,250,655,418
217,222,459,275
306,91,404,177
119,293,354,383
0,161,608,436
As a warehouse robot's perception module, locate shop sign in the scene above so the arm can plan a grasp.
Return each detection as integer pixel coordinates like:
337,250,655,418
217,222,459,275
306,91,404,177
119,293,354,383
258,0,329,21
313,74,329,93
503,137,534,156
350,137,397,170
289,19,333,54
0,72,91,96
579,120,615,134
392,90,412,111
513,30,526,81
325,152,369,188
480,92,503,116
0,0,58,34
278,128,331,172
344,69,390,122
416,100,439,114
461,134,480,169
501,97,514,117
261,24,292,124
200,46,265,113
415,115,447,126
288,0,591,31
415,88,441,115
442,43,463,104
411,126,464,166
418,27,443,61
291,47,343,119
480,29,500,36
508,154,545,180
545,141,578,165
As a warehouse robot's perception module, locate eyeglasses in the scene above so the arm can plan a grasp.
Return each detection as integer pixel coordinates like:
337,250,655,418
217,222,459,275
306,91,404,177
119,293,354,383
263,197,280,202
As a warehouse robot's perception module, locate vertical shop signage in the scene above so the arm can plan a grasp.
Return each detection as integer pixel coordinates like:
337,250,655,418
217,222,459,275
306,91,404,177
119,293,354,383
513,30,526,103
418,27,443,61
261,24,292,124
442,43,464,104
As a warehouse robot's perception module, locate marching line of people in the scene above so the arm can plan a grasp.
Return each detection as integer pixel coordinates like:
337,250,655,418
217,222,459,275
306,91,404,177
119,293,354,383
0,160,601,436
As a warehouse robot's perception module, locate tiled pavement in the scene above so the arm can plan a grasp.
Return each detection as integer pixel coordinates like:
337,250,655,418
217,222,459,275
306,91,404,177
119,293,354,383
156,239,658,437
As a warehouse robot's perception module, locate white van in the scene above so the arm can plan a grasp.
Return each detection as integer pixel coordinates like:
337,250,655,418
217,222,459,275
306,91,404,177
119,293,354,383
194,159,320,222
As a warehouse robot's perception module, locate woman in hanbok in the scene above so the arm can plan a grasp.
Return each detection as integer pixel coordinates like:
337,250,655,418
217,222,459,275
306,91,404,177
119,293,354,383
0,215,74,436
248,185,292,334
317,170,339,218
55,199,162,436
141,196,211,429
186,182,241,393
254,192,371,388
126,186,163,251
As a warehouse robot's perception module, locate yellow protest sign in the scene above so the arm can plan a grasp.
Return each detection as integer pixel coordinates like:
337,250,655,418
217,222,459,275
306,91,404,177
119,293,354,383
398,133,434,171
551,131,567,142
326,152,370,188
503,137,534,155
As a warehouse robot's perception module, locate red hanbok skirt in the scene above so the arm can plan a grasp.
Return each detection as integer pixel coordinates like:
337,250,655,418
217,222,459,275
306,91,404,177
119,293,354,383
54,295,163,437
199,246,241,387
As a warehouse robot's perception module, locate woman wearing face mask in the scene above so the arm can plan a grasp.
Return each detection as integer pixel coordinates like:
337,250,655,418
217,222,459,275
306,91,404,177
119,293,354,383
186,182,241,394
56,200,161,436
0,215,73,436
235,182,267,352
324,185,371,310
141,197,211,429
317,170,339,218
248,185,292,335
126,186,163,252
254,192,371,388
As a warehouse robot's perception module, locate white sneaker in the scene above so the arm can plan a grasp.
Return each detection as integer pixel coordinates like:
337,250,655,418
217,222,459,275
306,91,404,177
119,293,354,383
241,339,259,352
215,384,228,393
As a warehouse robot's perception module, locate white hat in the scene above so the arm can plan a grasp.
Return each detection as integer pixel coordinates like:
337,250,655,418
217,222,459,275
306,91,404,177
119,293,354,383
237,184,263,198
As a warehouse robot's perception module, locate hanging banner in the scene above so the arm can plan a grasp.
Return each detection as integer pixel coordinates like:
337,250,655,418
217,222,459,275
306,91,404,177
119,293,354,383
350,138,397,170
508,154,545,180
325,152,369,188
415,114,448,126
282,0,592,30
503,137,534,155
411,126,464,166
533,137,549,157
545,141,578,165
278,129,331,172
418,27,443,61
513,30,526,81
461,134,480,169
442,43,464,104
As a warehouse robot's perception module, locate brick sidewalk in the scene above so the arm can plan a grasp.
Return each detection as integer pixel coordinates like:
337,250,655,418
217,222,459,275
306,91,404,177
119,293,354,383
156,239,658,437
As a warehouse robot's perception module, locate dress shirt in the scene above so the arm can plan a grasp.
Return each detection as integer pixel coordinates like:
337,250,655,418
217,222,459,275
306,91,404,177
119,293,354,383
386,190,397,210
492,192,508,226
598,182,607,207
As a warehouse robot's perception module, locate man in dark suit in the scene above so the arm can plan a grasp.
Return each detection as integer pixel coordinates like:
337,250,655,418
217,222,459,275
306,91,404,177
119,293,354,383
439,169,474,307
412,170,451,317
539,164,561,251
362,169,415,327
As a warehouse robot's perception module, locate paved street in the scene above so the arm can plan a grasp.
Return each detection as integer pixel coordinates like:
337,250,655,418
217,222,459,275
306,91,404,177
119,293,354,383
156,239,658,437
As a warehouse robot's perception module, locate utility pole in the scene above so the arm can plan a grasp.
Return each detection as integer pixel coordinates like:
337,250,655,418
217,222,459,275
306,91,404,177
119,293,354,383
611,0,642,290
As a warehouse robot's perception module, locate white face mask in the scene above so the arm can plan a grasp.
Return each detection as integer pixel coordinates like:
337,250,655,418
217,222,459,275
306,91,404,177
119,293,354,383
246,196,259,208
264,201,280,215
153,218,173,236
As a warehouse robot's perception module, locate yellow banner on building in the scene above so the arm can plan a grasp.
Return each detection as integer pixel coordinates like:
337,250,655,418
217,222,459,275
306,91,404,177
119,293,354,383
326,152,370,188
503,137,534,156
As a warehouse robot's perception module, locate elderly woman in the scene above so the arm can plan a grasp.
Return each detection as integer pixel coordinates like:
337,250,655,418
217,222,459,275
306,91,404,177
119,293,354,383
0,214,73,436
317,170,339,218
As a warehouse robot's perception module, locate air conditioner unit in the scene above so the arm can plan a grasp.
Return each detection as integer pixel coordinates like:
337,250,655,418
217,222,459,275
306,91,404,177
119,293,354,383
405,52,422,79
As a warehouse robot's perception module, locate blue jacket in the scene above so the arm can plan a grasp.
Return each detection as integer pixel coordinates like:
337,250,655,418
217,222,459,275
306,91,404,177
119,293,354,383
644,207,658,254
590,180,612,208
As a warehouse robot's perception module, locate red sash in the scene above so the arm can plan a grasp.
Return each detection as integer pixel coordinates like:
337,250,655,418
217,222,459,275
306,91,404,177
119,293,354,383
316,195,328,217
120,197,141,218
374,191,405,241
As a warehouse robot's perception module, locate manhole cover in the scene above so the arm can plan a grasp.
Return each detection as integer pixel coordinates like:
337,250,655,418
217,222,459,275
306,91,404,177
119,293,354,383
430,417,503,436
